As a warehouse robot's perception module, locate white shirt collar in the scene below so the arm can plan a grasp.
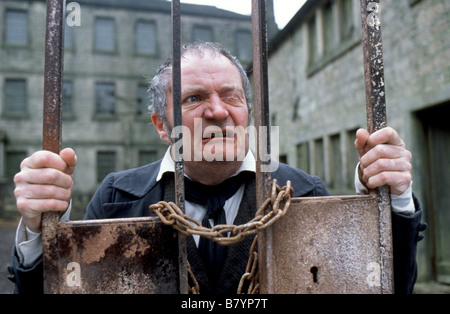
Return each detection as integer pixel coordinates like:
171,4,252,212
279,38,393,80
156,146,256,182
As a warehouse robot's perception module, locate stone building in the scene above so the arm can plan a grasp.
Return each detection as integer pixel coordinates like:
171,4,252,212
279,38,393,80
2,0,447,291
267,0,449,286
0,0,279,219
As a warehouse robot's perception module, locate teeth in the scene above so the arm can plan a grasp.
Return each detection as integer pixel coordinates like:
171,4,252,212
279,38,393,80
204,131,227,139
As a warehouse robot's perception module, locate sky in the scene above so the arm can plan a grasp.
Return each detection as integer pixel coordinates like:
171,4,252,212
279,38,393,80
168,0,307,29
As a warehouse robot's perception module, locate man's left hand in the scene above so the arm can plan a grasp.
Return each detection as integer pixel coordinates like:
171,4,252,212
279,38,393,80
355,127,412,195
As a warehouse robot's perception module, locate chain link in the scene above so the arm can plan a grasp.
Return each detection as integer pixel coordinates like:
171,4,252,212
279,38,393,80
150,179,293,246
186,261,200,294
237,235,259,294
149,179,293,294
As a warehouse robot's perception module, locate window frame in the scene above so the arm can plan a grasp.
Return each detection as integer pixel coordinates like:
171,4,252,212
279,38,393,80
93,16,117,54
135,19,158,56
94,81,116,118
3,78,28,118
3,9,29,47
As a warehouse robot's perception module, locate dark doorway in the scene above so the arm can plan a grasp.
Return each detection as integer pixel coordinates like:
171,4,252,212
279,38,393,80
416,102,450,283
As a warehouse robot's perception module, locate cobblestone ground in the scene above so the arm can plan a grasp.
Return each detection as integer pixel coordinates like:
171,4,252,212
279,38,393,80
0,224,16,294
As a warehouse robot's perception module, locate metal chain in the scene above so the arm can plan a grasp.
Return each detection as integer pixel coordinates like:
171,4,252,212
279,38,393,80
149,179,293,294
237,235,259,294
150,179,293,246
186,261,200,294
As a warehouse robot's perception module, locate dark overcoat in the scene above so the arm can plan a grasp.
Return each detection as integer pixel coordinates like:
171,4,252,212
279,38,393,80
8,160,425,294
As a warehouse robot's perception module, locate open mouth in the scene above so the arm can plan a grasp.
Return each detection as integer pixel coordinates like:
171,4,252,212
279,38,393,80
203,131,228,140
202,127,235,141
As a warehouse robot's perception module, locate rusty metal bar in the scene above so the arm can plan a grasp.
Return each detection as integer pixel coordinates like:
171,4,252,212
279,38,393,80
41,0,66,294
171,0,188,294
40,0,186,294
360,0,394,293
251,0,273,294
360,0,387,133
42,0,65,155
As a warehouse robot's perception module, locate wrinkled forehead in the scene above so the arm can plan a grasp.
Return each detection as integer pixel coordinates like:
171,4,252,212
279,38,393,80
167,50,243,92
165,50,242,91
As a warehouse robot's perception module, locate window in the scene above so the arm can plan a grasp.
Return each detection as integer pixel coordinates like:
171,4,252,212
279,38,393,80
94,17,115,52
137,84,148,115
95,82,115,115
307,0,358,75
339,0,354,41
0,131,4,178
279,155,287,164
193,25,213,43
5,10,28,46
307,15,318,65
97,151,116,182
323,1,335,54
135,21,157,55
329,134,343,189
235,30,252,62
6,152,27,181
62,81,73,115
138,150,157,167
313,138,325,179
292,97,300,121
296,142,310,172
271,112,277,126
4,79,27,115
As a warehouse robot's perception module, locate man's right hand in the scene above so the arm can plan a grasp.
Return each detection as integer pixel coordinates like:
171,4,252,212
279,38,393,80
14,148,77,233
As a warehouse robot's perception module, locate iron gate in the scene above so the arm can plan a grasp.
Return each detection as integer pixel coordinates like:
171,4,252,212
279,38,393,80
40,0,393,294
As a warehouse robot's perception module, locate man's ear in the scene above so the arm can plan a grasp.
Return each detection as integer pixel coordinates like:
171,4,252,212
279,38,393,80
151,113,171,144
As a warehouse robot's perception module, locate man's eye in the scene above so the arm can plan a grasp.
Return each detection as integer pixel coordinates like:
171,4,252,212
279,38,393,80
185,95,201,103
222,94,244,105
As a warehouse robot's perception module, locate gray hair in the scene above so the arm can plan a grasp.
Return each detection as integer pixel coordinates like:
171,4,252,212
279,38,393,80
148,42,252,121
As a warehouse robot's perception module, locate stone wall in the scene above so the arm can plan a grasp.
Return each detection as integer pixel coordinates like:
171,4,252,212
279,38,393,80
267,0,450,283
0,0,254,219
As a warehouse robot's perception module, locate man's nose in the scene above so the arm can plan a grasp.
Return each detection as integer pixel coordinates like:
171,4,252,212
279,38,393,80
204,95,229,121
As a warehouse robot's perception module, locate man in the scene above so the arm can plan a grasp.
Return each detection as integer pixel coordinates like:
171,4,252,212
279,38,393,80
10,43,425,294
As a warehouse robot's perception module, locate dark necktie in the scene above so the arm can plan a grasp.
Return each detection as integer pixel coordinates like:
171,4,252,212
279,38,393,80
184,171,249,288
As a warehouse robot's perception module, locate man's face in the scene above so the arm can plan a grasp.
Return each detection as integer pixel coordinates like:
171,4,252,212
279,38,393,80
155,51,250,164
